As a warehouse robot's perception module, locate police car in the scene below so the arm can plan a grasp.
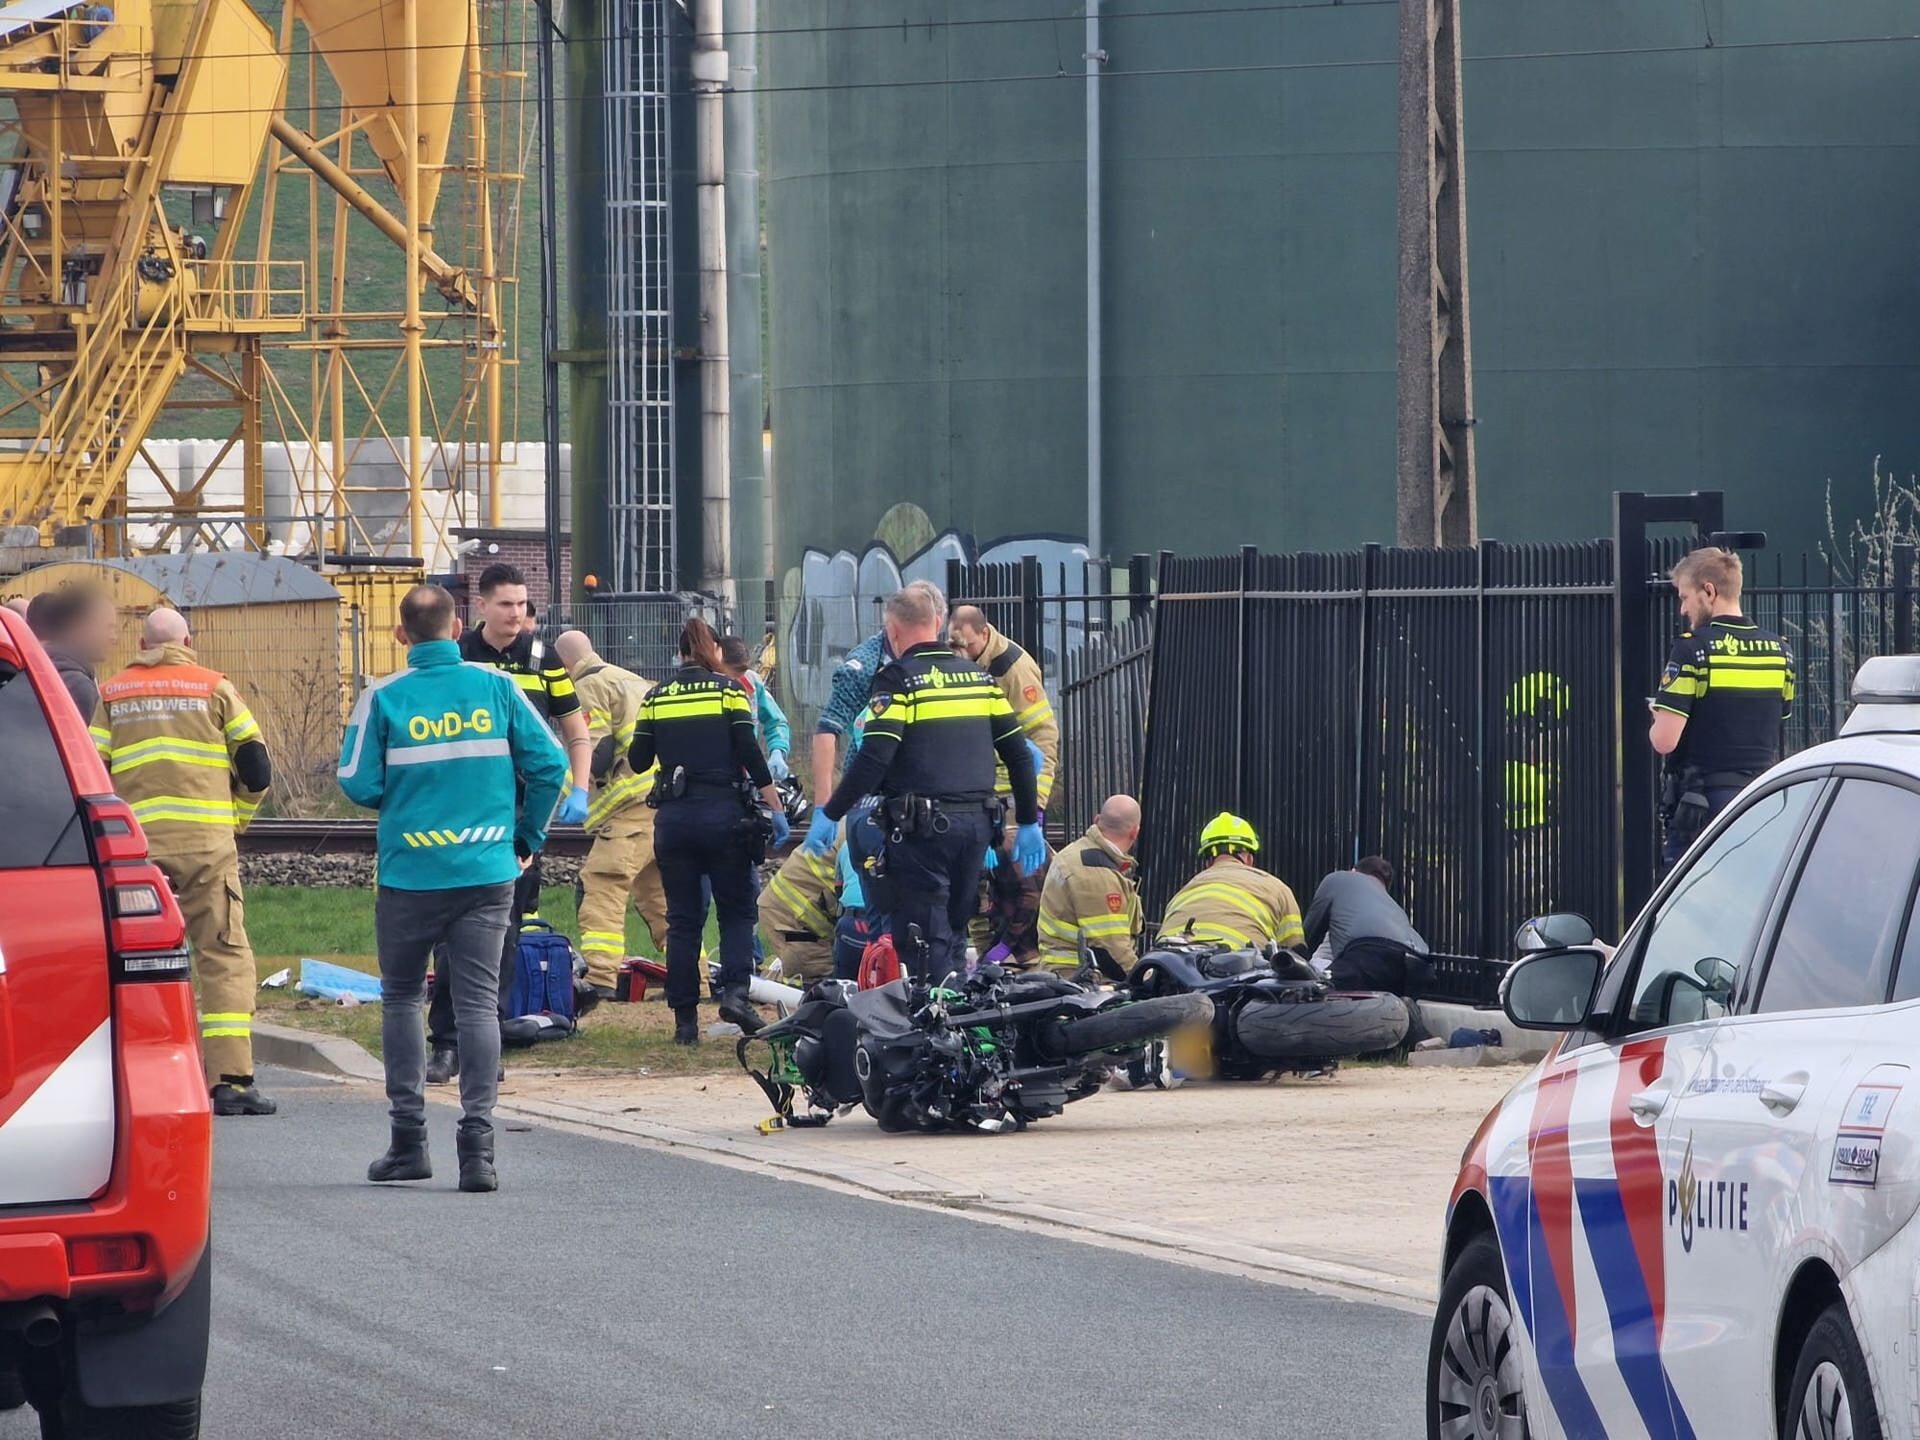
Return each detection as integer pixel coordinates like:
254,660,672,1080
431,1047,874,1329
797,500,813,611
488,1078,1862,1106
1430,656,1920,1440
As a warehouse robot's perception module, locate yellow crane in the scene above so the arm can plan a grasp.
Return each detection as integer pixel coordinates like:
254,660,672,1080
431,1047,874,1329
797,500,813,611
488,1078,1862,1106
0,0,522,560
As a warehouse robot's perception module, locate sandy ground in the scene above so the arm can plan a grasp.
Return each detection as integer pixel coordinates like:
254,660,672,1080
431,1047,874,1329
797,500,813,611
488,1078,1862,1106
496,1060,1524,1302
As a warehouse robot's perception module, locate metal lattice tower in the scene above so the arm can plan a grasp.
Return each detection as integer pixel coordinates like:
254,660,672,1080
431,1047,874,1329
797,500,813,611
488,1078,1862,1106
604,0,676,591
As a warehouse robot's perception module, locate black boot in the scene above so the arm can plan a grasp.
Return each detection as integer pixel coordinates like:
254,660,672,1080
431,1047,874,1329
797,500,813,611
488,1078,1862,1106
424,1044,457,1086
717,985,764,1036
211,1079,278,1116
456,1131,497,1193
367,1124,431,1183
672,1008,700,1046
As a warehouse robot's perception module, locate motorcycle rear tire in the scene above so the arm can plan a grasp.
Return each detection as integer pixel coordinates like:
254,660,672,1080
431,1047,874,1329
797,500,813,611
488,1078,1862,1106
1048,992,1214,1056
1232,993,1409,1062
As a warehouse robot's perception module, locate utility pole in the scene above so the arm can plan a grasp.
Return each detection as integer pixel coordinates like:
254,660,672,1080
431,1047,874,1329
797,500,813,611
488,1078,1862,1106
693,0,732,599
1394,0,1476,548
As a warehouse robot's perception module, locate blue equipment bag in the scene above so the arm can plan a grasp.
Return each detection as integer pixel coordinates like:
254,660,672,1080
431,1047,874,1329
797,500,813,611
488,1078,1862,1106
505,919,578,1026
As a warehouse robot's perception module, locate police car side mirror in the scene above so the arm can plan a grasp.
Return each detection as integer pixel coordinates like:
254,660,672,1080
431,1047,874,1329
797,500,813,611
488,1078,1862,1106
1501,947,1606,1031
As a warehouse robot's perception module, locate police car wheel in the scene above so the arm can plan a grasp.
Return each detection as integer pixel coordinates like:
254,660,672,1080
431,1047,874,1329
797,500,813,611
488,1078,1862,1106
1786,1303,1881,1440
1427,1232,1528,1440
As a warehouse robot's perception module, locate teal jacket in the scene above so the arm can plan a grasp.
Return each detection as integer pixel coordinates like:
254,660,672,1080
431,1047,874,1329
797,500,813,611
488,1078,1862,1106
336,640,570,891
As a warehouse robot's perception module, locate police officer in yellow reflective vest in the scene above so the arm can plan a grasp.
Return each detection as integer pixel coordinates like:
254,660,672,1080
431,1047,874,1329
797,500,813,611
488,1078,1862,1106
554,630,667,1007
759,841,841,981
1159,813,1305,951
1036,795,1142,978
1650,547,1793,870
804,583,1045,984
93,607,276,1116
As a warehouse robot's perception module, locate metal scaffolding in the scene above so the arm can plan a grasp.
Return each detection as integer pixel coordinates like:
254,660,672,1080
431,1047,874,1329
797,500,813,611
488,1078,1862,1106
603,0,676,592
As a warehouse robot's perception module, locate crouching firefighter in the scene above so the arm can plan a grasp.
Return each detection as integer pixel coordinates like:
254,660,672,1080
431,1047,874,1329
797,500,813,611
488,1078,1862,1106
1036,795,1143,981
802,583,1044,986
629,619,790,1046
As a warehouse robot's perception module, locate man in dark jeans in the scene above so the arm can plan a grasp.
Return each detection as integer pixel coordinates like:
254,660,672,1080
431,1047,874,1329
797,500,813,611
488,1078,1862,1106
1303,856,1430,995
338,584,568,1191
424,565,591,1083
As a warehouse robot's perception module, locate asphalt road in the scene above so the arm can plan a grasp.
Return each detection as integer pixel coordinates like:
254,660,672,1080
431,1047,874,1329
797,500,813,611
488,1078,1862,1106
5,1069,1426,1439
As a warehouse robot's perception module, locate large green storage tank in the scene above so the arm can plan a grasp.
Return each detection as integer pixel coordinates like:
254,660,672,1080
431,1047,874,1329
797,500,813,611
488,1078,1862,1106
765,1,1920,565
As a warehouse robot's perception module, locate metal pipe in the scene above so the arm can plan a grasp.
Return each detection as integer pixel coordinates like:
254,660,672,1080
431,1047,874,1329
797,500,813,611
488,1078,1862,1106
537,0,563,595
20,1302,60,1348
1084,0,1103,561
724,0,765,578
401,0,424,557
466,6,501,530
694,0,732,598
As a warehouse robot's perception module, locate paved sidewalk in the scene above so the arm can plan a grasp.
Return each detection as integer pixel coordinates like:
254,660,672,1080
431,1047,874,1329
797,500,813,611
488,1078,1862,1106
495,1062,1522,1307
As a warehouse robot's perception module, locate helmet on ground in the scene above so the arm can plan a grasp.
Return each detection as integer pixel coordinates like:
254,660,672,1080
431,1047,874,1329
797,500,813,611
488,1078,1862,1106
1198,811,1259,858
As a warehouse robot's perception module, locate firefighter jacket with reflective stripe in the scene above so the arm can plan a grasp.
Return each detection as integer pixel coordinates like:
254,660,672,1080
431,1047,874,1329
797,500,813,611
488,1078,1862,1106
1159,860,1305,951
762,843,841,941
976,626,1059,809
336,640,570,890
570,654,657,832
1038,825,1140,970
93,645,269,857
822,643,1039,825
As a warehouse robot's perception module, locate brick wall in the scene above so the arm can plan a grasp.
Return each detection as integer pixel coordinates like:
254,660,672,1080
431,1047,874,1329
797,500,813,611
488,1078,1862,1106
455,529,572,618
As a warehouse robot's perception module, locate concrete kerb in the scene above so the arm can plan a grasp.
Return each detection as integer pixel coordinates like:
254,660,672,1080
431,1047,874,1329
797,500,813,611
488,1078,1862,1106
257,1025,1436,1310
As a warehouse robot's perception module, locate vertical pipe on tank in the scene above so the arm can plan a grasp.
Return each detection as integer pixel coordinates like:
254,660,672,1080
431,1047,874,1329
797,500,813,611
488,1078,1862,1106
402,0,425,558
466,6,502,530
724,0,765,580
537,0,564,593
1084,0,1103,562
568,0,609,603
694,0,732,599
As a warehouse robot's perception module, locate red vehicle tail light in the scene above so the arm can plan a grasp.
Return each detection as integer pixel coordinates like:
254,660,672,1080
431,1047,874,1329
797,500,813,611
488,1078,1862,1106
86,795,150,864
69,1236,148,1277
86,800,192,982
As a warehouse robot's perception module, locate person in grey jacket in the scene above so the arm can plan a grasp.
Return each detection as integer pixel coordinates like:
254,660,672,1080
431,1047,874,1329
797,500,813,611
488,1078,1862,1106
1302,856,1428,993
26,585,117,720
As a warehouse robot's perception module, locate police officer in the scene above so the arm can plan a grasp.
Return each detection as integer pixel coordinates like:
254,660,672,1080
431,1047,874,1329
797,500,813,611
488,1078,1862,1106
629,617,790,1045
801,584,1044,984
1159,813,1305,952
426,563,592,1082
1650,547,1794,870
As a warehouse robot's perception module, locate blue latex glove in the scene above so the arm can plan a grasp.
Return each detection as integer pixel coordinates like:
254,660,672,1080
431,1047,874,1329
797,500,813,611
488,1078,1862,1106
768,750,790,782
802,810,838,855
982,845,999,871
1013,822,1047,874
558,786,589,825
768,809,791,849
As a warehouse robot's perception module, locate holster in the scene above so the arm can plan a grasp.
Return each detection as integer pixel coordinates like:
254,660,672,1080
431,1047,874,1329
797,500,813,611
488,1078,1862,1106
735,781,774,865
1661,766,1711,849
648,765,690,809
880,794,944,841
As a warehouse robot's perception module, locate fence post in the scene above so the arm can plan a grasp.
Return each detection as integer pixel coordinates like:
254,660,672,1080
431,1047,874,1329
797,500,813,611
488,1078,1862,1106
1129,553,1152,618
945,557,965,609
1351,543,1377,865
349,605,364,697
1018,553,1043,658
1235,544,1255,811
1896,543,1916,655
1473,538,1493,959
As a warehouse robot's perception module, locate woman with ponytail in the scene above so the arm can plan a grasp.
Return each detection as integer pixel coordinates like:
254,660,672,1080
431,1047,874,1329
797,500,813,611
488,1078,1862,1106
627,616,790,1044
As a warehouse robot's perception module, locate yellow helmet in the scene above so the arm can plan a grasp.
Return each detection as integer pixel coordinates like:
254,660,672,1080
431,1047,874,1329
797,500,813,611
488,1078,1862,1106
1198,811,1259,858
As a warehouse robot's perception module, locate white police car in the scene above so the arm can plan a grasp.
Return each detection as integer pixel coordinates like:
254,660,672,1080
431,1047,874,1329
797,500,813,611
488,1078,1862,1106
1429,656,1920,1440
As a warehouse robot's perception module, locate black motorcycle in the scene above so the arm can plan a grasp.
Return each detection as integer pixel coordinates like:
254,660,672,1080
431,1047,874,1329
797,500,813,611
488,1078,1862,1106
739,966,1213,1134
1125,939,1410,1083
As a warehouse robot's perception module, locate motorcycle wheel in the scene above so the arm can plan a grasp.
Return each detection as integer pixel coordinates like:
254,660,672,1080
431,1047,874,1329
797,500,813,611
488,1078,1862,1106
1233,992,1409,1062
1047,992,1214,1056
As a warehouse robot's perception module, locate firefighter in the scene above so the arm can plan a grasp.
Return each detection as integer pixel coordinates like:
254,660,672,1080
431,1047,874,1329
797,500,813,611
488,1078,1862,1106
553,629,667,1008
1650,547,1794,870
425,563,591,1084
1158,813,1305,952
950,605,1059,961
1036,794,1142,978
92,607,276,1116
758,841,841,982
628,617,789,1045
802,584,1044,984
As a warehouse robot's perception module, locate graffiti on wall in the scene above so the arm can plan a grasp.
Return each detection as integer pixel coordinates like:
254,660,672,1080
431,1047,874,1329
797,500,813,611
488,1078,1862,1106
782,504,1088,717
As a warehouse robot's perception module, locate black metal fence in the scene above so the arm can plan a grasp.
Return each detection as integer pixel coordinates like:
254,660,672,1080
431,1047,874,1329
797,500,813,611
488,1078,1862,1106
1055,609,1153,835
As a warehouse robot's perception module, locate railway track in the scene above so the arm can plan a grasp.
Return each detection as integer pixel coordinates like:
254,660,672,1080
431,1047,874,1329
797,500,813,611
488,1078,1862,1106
238,818,592,858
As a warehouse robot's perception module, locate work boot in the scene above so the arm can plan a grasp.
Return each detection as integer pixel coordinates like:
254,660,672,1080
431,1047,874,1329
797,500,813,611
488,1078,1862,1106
456,1131,498,1193
367,1124,431,1183
672,1008,700,1047
210,1081,278,1117
575,983,617,1019
424,1044,457,1086
717,986,764,1036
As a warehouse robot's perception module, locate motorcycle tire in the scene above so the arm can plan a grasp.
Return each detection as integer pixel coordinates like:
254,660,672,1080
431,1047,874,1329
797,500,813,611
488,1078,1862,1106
1232,992,1409,1062
1047,992,1213,1056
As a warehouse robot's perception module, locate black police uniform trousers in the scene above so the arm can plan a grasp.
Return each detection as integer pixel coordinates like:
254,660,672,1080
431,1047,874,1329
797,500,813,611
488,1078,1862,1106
881,804,991,985
1659,783,1746,873
427,852,540,1046
655,793,758,1015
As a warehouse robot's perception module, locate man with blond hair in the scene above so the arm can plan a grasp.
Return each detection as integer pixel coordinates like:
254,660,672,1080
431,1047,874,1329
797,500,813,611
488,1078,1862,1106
1649,547,1794,869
